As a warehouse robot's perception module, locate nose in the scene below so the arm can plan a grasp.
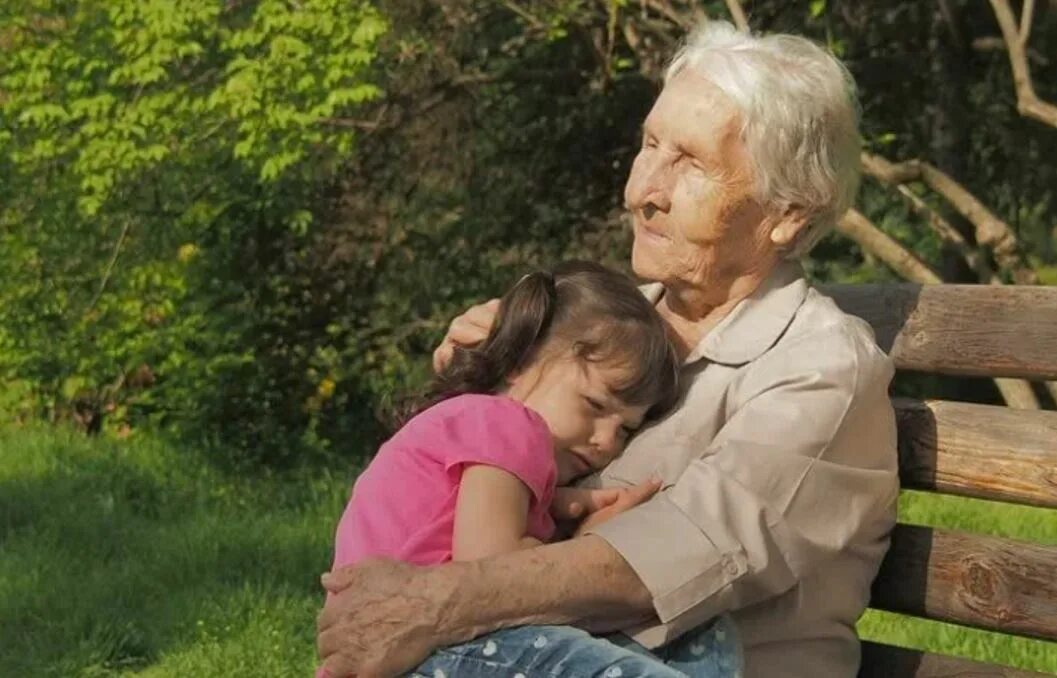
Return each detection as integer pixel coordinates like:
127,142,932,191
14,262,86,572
590,419,624,460
625,147,673,215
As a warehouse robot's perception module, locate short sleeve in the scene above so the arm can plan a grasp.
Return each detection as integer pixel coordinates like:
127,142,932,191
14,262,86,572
434,394,557,507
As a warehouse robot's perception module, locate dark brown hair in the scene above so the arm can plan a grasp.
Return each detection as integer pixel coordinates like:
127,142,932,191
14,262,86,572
403,260,680,425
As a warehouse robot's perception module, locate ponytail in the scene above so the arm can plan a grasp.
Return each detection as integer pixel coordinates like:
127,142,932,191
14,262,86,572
476,271,556,384
394,271,557,426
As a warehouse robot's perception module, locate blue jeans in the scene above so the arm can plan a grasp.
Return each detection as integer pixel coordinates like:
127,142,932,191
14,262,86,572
410,615,742,677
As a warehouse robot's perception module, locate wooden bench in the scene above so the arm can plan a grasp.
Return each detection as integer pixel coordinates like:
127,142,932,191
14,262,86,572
822,284,1057,677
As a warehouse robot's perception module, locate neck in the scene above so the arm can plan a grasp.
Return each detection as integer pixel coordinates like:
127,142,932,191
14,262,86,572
658,263,778,358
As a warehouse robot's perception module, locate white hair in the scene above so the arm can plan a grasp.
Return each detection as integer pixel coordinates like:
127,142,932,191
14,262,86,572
665,20,861,257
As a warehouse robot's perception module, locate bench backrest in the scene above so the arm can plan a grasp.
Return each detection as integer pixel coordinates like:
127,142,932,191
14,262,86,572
822,284,1057,678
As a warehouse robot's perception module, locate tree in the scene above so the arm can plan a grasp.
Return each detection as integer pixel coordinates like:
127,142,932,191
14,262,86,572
1,0,386,459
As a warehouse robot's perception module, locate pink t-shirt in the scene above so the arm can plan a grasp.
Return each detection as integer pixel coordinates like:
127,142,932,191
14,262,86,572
331,393,557,568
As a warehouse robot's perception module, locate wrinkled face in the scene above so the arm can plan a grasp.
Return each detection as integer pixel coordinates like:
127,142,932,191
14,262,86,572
506,354,649,485
625,69,777,293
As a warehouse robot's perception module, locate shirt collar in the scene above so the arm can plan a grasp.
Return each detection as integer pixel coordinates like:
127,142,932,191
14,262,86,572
642,261,809,367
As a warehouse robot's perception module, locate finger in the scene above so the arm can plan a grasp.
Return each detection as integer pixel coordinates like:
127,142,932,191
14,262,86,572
432,341,455,374
321,567,357,594
462,298,501,332
316,592,345,633
471,298,503,321
569,488,622,513
548,496,583,520
435,299,500,373
618,477,663,506
585,488,623,511
447,314,491,346
317,624,342,660
321,648,356,678
560,487,625,518
550,487,578,519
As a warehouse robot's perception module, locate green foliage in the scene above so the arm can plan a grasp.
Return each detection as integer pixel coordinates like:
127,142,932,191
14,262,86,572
1,0,385,461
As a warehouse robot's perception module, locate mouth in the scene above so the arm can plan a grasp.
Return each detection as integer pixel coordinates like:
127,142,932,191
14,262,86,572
633,215,670,242
567,450,593,477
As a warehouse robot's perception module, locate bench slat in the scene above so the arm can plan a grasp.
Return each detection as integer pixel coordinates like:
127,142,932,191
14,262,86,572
871,525,1057,641
822,284,1057,380
895,398,1057,509
859,641,1048,677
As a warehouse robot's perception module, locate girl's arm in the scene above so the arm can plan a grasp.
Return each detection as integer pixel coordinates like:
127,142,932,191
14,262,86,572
451,464,541,561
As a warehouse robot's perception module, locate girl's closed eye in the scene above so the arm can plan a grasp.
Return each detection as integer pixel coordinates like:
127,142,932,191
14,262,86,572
584,395,605,413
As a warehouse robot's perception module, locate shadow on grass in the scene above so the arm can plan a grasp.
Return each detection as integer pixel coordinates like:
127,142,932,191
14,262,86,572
0,430,349,677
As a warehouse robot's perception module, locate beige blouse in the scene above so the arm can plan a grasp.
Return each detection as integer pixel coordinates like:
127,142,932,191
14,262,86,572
583,262,899,678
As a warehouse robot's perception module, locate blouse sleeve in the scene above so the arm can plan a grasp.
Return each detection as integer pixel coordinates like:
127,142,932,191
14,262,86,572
437,395,557,508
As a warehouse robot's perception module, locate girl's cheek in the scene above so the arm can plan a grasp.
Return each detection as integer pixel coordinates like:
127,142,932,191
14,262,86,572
580,415,598,443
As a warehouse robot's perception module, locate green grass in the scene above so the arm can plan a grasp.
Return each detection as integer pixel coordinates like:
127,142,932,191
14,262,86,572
0,426,353,677
2,427,1055,675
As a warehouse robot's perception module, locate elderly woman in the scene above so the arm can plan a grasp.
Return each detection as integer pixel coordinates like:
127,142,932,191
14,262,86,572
317,20,898,678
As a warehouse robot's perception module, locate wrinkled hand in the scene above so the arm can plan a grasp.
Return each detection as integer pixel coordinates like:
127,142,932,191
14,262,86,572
573,477,662,536
317,559,460,678
432,299,500,374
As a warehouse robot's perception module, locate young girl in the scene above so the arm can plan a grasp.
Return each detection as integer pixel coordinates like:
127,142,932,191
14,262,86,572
324,260,742,678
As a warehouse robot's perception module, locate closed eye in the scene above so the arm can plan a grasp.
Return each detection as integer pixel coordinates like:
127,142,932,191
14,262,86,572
584,396,605,412
673,148,706,172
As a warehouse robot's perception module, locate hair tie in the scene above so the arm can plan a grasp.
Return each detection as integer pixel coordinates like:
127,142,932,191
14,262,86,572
518,270,556,295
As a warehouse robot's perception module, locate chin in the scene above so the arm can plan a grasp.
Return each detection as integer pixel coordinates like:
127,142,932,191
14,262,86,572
631,239,664,282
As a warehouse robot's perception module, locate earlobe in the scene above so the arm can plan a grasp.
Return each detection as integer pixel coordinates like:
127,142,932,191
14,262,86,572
769,206,810,247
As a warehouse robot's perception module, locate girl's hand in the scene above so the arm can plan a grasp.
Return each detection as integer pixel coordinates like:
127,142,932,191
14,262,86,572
550,486,624,521
573,477,663,536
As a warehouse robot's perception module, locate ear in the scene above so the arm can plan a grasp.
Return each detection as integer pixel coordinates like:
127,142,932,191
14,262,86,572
768,205,811,249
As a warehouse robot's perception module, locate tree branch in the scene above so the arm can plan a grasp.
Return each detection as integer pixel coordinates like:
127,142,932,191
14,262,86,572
837,209,942,284
994,377,1044,409
318,71,505,134
500,0,545,29
897,184,1000,283
836,210,1040,408
861,152,1036,283
971,36,1050,67
861,154,997,282
1019,0,1035,44
989,0,1057,127
86,220,131,313
639,0,696,30
724,0,749,31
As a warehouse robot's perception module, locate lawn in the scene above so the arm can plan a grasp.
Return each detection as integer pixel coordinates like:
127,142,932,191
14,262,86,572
0,427,351,677
2,427,1055,675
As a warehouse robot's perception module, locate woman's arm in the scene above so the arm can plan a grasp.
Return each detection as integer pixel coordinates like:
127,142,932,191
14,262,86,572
317,478,660,678
451,465,542,561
